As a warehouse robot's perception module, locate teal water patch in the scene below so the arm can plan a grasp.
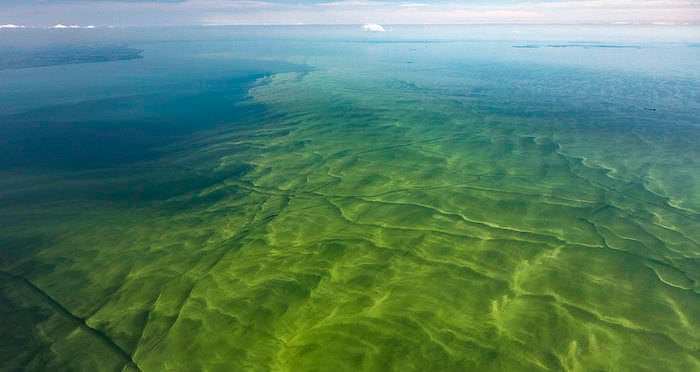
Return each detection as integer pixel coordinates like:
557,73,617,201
0,56,307,171
0,75,266,170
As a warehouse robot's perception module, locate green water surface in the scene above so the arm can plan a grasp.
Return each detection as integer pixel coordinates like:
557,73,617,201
1,26,699,371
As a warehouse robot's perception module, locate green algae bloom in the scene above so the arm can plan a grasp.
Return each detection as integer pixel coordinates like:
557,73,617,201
1,26,699,371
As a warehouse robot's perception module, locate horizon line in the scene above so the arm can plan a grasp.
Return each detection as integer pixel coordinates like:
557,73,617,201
2,22,699,29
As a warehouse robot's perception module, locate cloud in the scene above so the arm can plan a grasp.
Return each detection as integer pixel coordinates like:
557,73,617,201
362,23,386,31
0,24,25,28
321,1,378,7
200,0,700,25
51,24,95,28
2,0,700,26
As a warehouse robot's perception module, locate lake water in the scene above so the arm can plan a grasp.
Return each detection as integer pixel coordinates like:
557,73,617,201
1,25,699,371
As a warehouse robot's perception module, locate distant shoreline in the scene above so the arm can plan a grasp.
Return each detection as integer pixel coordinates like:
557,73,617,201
0,46,143,70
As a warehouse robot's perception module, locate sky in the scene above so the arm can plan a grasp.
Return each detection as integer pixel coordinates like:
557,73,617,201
1,0,699,27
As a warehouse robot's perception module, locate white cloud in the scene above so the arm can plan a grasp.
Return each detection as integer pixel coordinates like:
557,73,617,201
362,23,386,32
3,0,700,26
321,1,379,7
52,24,94,29
200,0,700,26
0,24,25,29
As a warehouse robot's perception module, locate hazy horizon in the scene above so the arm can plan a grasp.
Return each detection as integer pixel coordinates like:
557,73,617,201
2,0,699,27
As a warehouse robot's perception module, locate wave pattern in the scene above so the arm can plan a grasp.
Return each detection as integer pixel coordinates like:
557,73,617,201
1,67,699,371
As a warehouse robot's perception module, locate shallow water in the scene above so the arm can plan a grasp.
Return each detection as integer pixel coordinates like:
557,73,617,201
1,25,699,371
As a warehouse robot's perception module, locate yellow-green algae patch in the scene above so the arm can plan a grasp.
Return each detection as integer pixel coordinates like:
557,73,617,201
1,68,699,371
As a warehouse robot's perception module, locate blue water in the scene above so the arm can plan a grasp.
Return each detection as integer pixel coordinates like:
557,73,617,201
1,26,698,170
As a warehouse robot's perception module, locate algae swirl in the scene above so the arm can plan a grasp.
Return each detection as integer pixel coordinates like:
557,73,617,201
1,31,699,371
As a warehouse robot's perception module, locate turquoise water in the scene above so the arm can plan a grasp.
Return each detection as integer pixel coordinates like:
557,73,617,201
1,25,699,371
